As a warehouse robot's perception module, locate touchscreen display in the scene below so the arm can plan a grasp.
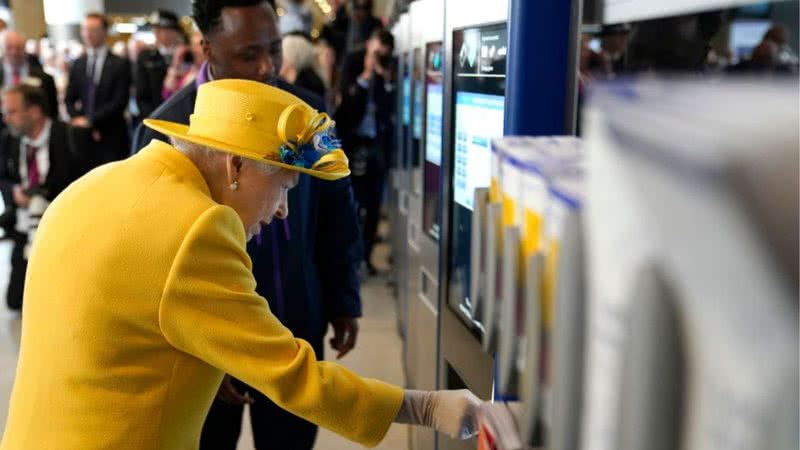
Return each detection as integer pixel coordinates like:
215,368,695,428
423,42,444,240
448,23,507,321
401,52,412,171
413,48,424,171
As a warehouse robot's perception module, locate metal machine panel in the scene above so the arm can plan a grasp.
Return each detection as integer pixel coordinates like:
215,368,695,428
405,3,445,449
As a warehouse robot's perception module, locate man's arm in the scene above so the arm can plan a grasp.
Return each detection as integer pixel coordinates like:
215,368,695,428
314,176,364,358
0,133,17,231
38,71,59,120
64,62,81,118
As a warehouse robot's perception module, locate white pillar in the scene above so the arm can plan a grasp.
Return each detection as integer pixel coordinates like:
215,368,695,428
43,0,104,44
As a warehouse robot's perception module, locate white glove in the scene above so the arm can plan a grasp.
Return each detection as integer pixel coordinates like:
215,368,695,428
394,389,481,439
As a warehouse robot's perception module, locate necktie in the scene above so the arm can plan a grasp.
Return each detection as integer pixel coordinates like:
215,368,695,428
11,68,20,86
26,144,40,188
85,55,97,118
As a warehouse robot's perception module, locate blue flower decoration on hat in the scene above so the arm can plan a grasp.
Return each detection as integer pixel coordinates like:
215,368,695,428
277,112,343,170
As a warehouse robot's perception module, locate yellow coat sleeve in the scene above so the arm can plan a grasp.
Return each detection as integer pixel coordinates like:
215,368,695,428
158,205,404,447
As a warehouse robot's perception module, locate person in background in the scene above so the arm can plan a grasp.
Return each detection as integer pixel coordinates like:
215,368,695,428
162,31,205,100
329,0,382,64
0,84,94,310
25,38,41,64
132,1,365,449
126,37,147,66
281,34,326,98
0,31,58,120
314,37,338,111
136,9,185,119
110,40,128,59
280,0,313,36
598,24,630,75
65,12,131,165
335,28,395,276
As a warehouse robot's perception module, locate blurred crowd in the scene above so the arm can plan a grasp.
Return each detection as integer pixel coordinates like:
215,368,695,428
579,21,799,83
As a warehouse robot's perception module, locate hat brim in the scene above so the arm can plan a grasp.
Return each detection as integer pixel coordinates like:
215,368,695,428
144,119,350,181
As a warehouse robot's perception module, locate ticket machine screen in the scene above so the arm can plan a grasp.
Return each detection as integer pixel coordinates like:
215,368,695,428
447,22,507,323
423,42,444,240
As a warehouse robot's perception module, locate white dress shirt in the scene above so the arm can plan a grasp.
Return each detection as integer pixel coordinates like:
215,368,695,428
19,118,53,185
85,46,109,84
16,119,53,242
3,62,29,89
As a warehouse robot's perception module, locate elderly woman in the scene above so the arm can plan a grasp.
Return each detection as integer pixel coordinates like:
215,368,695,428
0,79,478,449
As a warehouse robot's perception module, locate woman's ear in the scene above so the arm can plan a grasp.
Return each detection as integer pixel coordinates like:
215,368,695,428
226,155,244,185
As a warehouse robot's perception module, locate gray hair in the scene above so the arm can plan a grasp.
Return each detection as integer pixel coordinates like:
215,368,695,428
170,137,281,175
282,35,316,71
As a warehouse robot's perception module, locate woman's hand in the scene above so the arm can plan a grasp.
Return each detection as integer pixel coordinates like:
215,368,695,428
394,389,481,439
217,375,254,405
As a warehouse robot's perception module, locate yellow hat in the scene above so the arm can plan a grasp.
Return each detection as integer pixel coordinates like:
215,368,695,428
144,79,350,180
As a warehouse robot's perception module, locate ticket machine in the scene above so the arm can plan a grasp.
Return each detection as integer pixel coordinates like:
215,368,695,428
403,2,445,450
438,1,509,449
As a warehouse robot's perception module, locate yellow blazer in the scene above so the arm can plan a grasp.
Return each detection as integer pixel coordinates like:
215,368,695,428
0,140,403,449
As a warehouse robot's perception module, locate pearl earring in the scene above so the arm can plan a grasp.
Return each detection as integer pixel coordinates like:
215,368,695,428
229,180,239,191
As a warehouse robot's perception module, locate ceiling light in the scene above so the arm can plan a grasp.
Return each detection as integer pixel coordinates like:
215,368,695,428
113,23,138,34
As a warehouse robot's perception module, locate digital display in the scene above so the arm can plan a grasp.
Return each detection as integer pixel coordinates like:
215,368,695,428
448,22,507,322
453,92,505,209
401,53,412,170
423,42,444,240
730,20,773,61
412,48,424,170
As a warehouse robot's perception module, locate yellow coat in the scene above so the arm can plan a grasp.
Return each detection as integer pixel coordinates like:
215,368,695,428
0,140,403,449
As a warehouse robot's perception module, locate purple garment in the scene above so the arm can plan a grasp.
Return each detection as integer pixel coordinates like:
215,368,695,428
194,61,211,87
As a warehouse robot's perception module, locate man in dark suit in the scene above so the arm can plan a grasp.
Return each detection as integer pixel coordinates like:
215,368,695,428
0,31,58,119
132,1,363,449
65,12,131,164
0,84,94,310
335,28,395,275
135,9,185,119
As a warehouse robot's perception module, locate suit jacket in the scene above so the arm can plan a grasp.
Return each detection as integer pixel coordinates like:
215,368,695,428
135,47,169,119
65,51,131,162
132,78,364,354
0,140,403,450
335,49,395,159
0,56,59,119
0,121,94,233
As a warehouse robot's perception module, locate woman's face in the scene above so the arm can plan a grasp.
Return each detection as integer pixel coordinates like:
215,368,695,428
226,157,300,241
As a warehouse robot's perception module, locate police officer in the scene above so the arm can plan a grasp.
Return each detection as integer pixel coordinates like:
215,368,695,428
135,9,185,119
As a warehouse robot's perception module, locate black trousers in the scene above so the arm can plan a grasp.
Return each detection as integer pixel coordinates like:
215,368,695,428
6,231,27,311
200,378,318,450
349,141,385,266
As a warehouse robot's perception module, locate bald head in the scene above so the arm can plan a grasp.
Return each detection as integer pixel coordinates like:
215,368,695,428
3,31,26,68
